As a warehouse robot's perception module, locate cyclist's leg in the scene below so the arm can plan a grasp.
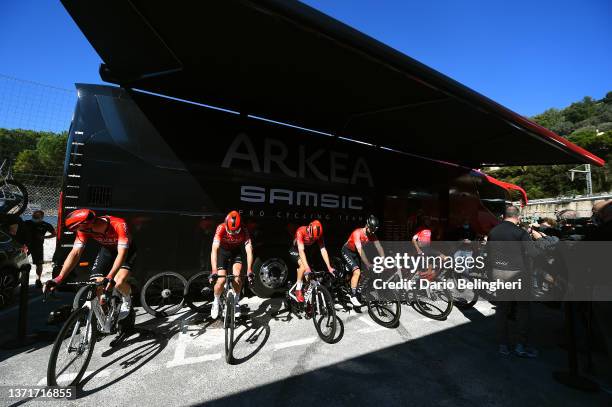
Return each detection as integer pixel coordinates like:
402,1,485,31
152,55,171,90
114,268,131,296
214,247,230,297
342,245,361,293
231,260,243,296
90,247,113,297
289,246,305,290
114,246,136,297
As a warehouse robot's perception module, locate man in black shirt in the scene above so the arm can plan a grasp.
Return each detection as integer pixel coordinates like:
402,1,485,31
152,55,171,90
488,205,541,358
23,210,56,288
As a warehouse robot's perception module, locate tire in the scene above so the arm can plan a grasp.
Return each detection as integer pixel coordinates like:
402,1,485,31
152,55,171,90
47,306,97,386
224,292,235,364
412,286,454,320
140,272,187,317
72,285,90,311
312,285,336,343
250,257,288,298
1,179,28,216
185,271,214,313
367,300,402,328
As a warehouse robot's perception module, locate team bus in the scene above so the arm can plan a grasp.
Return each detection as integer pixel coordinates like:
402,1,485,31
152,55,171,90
52,84,520,298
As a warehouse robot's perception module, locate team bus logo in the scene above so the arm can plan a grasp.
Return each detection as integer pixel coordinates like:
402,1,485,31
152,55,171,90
222,133,372,211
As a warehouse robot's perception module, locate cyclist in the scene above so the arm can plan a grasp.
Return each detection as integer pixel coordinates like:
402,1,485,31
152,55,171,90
44,209,136,320
210,210,253,319
342,215,385,306
289,220,335,303
412,217,448,280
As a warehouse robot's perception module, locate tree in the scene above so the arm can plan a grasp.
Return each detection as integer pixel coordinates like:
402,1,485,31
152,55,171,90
13,149,43,173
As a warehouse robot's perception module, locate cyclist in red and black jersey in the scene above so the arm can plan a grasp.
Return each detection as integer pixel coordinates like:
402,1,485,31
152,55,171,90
288,220,335,302
209,210,253,319
411,217,449,280
44,209,137,321
342,215,385,306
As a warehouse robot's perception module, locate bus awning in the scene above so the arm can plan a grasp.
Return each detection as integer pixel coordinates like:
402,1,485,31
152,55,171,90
61,0,604,168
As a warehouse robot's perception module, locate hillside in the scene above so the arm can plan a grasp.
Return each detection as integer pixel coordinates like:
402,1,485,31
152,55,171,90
489,91,612,199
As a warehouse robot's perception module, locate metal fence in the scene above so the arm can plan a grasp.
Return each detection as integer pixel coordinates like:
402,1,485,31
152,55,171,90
1,74,75,227
15,172,62,223
0,74,76,133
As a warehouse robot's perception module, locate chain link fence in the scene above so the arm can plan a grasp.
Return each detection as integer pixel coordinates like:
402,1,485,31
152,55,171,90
14,172,62,225
0,74,76,227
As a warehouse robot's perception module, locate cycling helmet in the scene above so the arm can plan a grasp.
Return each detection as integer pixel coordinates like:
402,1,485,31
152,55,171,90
307,220,323,239
65,208,96,231
365,215,380,235
225,210,241,235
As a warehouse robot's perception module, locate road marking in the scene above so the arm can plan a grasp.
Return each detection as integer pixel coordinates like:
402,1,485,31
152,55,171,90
274,337,316,350
38,369,112,385
357,316,386,333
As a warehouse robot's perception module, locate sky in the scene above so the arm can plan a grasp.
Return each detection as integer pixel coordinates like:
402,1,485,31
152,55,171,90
0,0,611,132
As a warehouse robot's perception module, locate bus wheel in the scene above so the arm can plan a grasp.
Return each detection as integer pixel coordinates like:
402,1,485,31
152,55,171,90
250,258,288,298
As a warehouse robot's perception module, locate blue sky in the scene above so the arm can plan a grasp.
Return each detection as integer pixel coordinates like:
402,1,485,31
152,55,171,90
0,0,610,130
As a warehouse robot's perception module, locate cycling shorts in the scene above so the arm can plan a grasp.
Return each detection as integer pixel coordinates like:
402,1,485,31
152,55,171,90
288,244,319,266
341,244,361,272
217,246,245,271
90,245,137,278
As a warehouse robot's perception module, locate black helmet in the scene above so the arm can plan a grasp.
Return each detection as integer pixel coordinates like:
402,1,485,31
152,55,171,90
365,215,380,234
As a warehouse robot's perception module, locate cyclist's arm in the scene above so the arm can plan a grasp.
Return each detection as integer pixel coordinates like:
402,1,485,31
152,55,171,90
319,246,334,272
245,240,253,273
211,241,220,273
56,246,84,281
298,243,310,271
374,240,385,258
107,246,128,280
412,235,422,254
356,245,371,269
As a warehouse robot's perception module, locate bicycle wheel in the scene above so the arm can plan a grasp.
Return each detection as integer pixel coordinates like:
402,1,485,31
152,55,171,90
367,300,402,328
185,271,214,313
140,272,187,317
0,179,28,215
224,292,235,364
411,283,454,320
312,285,336,343
47,306,97,386
72,285,90,311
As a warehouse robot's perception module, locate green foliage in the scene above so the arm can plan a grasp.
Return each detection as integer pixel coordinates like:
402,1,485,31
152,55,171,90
0,128,67,175
490,91,612,198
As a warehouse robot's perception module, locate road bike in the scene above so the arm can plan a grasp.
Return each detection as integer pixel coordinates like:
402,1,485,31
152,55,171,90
209,273,241,364
286,270,337,343
47,280,134,386
331,257,401,328
0,159,28,216
409,264,454,320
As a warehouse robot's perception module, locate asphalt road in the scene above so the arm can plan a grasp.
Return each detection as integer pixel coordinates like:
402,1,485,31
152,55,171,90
0,293,611,407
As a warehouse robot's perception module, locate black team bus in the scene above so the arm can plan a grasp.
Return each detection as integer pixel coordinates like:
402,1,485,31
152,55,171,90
52,84,518,297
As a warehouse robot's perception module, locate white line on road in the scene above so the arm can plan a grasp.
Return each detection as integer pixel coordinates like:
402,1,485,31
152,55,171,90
357,316,386,333
38,369,113,385
273,337,316,350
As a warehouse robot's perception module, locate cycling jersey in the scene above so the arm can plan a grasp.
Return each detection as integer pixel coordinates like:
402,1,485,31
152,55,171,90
413,228,432,246
74,216,130,249
90,246,137,278
345,228,378,252
213,224,251,250
293,226,324,249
